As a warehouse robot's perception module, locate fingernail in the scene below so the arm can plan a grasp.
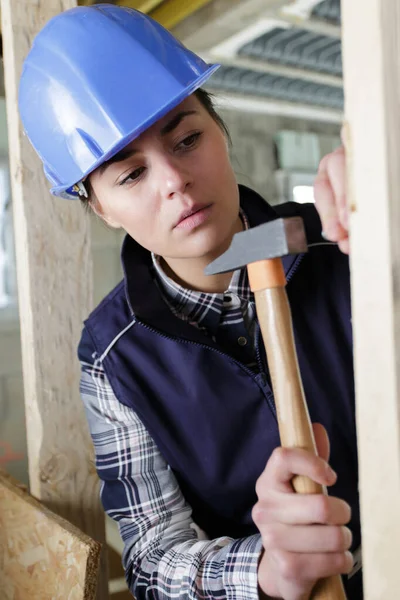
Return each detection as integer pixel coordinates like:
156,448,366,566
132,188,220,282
322,221,341,241
344,527,353,548
326,464,337,481
321,230,329,240
340,208,349,229
346,551,354,569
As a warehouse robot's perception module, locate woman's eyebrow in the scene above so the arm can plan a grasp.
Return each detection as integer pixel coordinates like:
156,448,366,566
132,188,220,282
160,110,198,136
99,110,197,176
99,148,138,175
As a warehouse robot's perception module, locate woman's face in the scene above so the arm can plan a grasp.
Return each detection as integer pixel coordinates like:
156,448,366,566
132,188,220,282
90,94,240,260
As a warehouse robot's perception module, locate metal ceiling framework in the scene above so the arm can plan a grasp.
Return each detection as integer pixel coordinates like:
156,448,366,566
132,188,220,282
171,0,343,122
311,0,341,25
209,66,343,109
203,0,343,118
238,28,342,76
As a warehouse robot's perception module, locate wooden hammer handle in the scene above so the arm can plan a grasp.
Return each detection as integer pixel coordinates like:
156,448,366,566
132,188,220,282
253,284,347,600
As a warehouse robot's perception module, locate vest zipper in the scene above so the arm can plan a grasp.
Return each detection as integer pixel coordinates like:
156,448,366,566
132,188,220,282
285,252,305,283
254,322,277,417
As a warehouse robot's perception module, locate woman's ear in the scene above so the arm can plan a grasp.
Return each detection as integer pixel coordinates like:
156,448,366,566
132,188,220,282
90,199,121,229
86,174,122,228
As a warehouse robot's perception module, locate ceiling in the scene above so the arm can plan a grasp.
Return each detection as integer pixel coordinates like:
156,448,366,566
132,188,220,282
171,0,343,123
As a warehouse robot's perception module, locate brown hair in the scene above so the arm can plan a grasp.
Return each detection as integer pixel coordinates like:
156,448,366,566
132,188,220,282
80,89,230,209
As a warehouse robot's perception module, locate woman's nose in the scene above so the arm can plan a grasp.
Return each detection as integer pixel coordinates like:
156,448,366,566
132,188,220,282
160,157,193,199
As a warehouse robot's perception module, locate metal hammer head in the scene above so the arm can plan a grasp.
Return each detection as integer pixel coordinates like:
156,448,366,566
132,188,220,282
205,217,307,275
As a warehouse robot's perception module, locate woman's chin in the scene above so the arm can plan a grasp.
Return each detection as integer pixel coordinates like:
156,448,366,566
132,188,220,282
188,227,231,258
165,212,239,260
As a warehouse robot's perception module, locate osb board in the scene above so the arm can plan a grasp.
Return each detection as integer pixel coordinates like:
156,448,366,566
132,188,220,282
0,470,101,600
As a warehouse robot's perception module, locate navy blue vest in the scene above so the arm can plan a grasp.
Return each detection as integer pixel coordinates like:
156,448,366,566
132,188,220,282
80,186,362,598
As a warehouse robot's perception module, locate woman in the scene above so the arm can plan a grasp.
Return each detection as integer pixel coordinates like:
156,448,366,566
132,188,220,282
19,5,358,600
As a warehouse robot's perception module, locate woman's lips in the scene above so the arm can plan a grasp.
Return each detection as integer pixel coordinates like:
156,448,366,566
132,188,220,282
175,204,213,230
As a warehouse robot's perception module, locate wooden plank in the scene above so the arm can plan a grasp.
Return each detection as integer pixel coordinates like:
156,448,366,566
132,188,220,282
341,0,400,597
0,1,108,598
151,0,213,30
0,469,101,600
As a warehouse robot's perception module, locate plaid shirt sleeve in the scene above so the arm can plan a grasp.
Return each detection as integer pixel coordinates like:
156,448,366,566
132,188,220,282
80,355,263,600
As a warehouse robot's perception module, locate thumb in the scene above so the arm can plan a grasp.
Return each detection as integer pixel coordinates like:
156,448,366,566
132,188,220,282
313,422,330,463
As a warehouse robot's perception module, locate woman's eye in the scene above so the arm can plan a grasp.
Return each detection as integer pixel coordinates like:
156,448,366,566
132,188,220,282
177,132,202,150
120,166,145,185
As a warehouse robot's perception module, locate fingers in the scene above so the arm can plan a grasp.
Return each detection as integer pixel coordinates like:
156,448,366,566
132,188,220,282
314,146,349,251
324,147,348,229
313,422,330,463
271,550,353,596
253,492,351,526
258,546,354,600
256,446,337,495
261,523,352,554
273,550,353,584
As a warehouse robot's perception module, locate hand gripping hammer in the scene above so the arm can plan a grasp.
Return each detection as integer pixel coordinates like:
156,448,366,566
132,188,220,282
205,216,347,600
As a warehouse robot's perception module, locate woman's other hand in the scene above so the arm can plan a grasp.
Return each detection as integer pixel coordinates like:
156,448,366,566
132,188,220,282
314,141,349,254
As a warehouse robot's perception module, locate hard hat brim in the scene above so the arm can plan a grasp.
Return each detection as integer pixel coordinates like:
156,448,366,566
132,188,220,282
54,64,220,199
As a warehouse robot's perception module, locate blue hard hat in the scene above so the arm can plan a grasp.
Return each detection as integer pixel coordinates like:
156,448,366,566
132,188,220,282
18,4,220,199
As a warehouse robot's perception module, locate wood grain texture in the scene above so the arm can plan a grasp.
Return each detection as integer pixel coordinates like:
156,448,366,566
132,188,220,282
254,288,317,460
254,286,346,599
342,0,400,597
0,469,101,600
0,1,108,597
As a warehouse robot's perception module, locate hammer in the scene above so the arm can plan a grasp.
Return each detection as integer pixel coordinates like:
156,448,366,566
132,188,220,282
205,217,347,600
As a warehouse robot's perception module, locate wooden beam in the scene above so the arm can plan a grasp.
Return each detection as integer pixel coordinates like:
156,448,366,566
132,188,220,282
150,0,213,30
0,1,108,598
341,0,400,596
0,469,101,599
116,0,164,13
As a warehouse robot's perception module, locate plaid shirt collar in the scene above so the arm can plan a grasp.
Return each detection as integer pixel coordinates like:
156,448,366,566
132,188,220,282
152,209,254,336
